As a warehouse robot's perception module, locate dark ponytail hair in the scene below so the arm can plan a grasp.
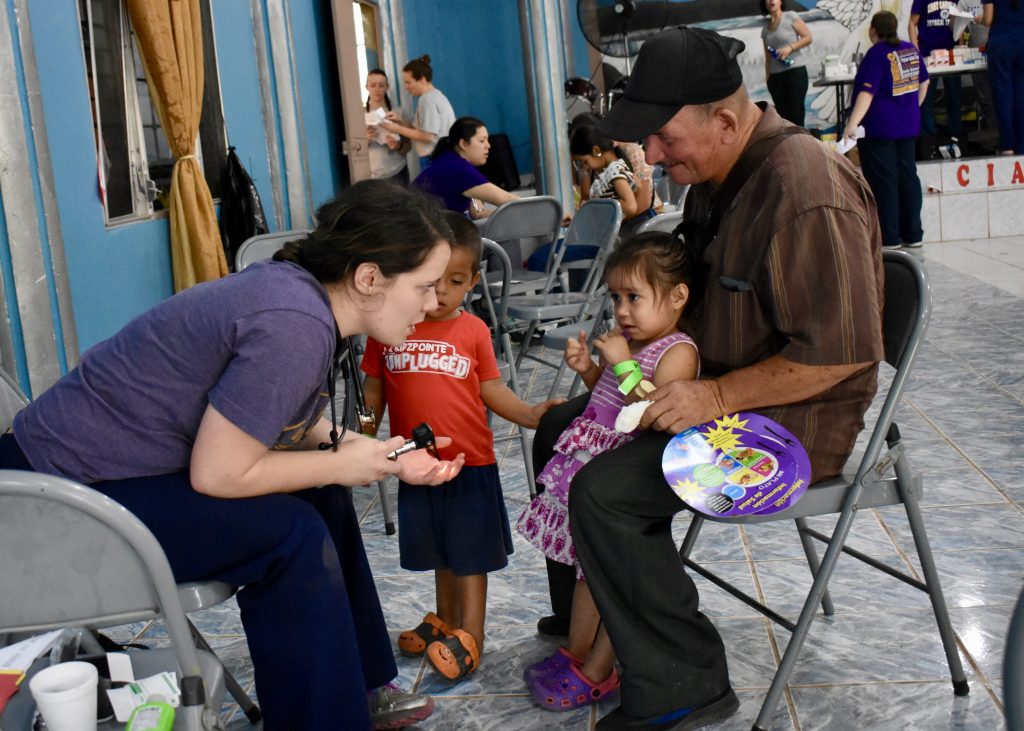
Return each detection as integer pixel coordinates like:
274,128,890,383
604,229,706,317
431,116,485,161
569,125,630,169
871,11,900,47
273,179,452,284
364,68,392,112
568,111,600,139
403,54,433,82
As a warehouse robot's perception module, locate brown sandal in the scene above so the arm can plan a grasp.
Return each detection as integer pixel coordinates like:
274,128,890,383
426,629,480,680
397,612,453,657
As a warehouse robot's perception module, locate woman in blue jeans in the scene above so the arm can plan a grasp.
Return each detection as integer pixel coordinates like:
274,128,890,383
845,12,931,249
982,0,1024,154
0,180,465,730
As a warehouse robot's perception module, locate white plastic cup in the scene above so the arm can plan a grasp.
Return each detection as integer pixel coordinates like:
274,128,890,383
28,661,99,731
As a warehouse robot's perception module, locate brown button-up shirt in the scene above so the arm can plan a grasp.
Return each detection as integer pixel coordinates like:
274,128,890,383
684,105,885,482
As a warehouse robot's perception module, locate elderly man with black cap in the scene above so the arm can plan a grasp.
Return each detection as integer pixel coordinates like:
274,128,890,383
531,25,884,730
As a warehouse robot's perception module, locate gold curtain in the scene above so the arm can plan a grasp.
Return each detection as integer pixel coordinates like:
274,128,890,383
126,0,227,291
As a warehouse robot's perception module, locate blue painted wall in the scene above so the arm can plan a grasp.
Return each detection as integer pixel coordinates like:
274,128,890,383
292,0,343,210
19,0,342,351
213,1,277,230
402,0,535,176
27,0,174,353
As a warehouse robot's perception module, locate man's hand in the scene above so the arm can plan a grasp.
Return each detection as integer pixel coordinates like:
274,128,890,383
639,379,728,433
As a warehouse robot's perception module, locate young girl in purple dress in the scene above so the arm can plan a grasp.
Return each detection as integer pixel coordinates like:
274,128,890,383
516,230,704,711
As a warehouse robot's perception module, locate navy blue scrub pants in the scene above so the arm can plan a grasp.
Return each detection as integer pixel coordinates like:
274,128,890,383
921,74,962,136
858,136,924,248
0,434,394,731
988,29,1024,154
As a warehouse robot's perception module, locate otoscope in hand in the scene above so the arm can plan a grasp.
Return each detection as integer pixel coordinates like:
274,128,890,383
386,422,440,461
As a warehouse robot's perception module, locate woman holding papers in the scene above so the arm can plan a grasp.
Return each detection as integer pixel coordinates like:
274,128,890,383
365,69,410,182
381,55,456,169
845,11,931,249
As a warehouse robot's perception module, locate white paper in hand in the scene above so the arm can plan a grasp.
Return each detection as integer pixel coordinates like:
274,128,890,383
836,126,864,155
615,400,652,433
365,108,389,144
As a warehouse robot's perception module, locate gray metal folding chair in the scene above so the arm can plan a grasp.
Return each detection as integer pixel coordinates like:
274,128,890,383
1007,586,1024,731
0,369,261,724
235,230,395,535
478,238,538,495
234,229,310,271
478,196,564,296
677,250,968,730
507,199,622,398
636,210,685,235
0,469,225,731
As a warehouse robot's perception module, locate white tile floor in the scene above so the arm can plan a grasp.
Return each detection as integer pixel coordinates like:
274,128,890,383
120,235,1024,730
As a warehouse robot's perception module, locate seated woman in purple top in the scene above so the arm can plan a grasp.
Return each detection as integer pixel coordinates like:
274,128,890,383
413,116,518,219
845,11,931,250
0,180,467,731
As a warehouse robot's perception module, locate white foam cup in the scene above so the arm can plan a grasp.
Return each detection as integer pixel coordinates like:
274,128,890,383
28,661,99,731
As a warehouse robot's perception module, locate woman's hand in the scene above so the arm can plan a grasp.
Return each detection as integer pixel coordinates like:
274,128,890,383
333,435,407,486
395,435,465,485
843,122,860,141
565,330,594,375
777,44,793,61
593,330,631,366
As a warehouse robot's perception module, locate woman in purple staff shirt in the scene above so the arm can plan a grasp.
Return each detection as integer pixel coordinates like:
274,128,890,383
845,11,932,249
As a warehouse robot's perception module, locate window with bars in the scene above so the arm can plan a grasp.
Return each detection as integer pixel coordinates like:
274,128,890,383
79,0,227,223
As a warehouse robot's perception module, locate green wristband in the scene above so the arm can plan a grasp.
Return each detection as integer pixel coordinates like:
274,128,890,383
618,369,643,395
612,359,641,377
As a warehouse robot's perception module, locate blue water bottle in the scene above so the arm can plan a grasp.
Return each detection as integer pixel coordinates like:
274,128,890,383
767,45,795,66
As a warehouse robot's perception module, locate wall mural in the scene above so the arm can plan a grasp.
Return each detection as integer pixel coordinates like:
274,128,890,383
583,0,912,133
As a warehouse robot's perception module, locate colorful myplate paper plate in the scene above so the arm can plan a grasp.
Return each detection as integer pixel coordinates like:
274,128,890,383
662,413,811,518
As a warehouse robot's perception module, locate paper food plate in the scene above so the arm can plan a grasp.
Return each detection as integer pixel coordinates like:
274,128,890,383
662,413,811,518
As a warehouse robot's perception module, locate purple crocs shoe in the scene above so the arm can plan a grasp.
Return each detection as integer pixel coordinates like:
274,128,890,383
523,646,581,684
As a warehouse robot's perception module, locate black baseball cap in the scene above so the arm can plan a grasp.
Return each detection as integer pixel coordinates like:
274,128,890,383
597,26,746,142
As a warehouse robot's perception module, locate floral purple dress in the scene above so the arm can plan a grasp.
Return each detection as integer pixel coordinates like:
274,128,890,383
516,332,697,578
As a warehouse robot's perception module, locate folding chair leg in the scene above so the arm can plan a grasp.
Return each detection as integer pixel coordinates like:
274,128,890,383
519,425,537,498
515,321,538,369
753,496,860,730
377,479,396,535
568,372,585,399
795,517,835,616
678,513,705,560
546,359,570,400
896,460,969,695
187,618,263,724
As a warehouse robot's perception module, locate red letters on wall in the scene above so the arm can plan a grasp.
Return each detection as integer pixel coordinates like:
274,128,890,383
953,159,1024,189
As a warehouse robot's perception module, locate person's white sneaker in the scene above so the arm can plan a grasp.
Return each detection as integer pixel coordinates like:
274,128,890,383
368,682,435,730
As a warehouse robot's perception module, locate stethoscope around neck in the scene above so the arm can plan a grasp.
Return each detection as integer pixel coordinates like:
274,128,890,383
318,329,376,451
317,328,440,461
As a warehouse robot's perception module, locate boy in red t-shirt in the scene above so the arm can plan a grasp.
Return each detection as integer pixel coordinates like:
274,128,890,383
361,213,562,681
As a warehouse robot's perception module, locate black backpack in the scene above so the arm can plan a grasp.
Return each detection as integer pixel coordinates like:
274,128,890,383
219,146,269,271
